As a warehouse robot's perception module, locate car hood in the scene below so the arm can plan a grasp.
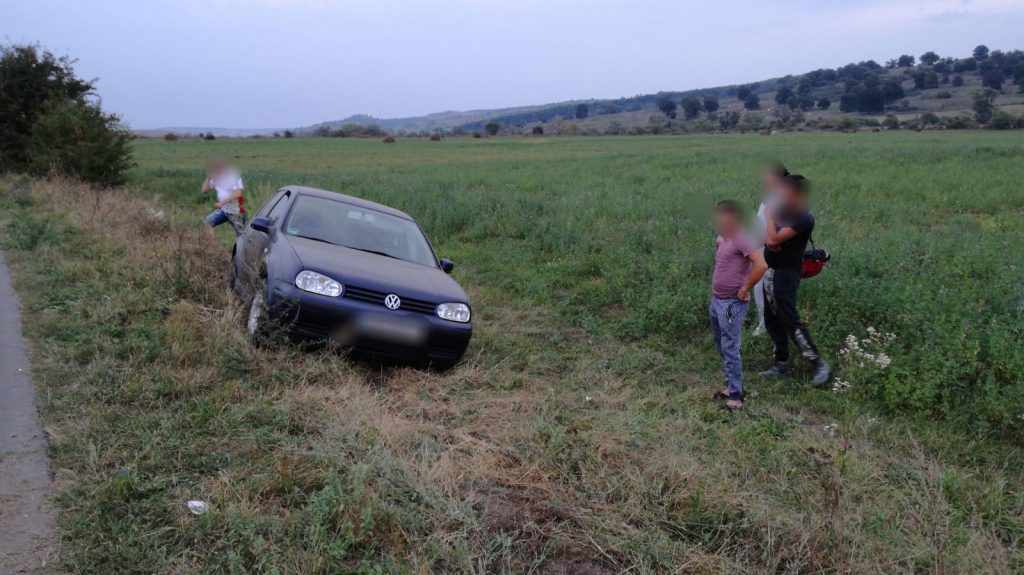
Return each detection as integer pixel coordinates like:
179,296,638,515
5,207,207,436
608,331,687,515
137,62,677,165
286,235,469,304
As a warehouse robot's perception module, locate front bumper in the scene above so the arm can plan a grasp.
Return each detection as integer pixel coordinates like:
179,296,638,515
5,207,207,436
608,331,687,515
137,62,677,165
268,282,472,366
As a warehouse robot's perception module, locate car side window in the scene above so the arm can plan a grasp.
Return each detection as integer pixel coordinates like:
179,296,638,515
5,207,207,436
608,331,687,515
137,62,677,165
268,192,291,222
256,192,283,219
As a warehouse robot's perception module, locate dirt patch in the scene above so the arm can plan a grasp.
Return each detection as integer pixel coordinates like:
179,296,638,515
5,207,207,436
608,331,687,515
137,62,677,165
480,491,571,533
541,545,614,575
477,491,613,574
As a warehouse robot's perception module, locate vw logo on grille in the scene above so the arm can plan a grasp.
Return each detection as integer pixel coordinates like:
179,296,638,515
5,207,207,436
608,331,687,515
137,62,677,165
384,294,401,310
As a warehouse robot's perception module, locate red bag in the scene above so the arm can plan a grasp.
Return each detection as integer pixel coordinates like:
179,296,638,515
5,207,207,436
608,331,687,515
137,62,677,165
802,240,831,278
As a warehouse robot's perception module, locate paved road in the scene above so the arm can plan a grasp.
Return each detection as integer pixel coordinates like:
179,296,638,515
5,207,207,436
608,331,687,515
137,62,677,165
0,250,58,574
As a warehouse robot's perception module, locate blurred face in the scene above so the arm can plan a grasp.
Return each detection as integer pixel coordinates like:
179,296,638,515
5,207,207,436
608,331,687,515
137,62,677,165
207,158,227,174
715,209,740,236
778,181,803,207
762,169,784,200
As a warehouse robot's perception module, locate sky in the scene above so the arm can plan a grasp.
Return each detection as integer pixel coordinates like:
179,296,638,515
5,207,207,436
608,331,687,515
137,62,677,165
3,0,1023,129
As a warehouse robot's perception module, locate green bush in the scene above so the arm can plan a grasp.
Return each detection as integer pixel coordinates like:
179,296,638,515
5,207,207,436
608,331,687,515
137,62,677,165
835,116,860,131
943,115,977,130
988,111,1020,130
0,44,91,171
0,43,132,185
27,99,133,187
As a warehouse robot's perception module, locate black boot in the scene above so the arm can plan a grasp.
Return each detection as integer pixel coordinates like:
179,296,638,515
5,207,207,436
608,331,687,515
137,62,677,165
811,361,832,387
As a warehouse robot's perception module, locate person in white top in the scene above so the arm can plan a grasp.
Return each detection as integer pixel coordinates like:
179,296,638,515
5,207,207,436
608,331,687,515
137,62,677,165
752,163,788,336
202,157,246,239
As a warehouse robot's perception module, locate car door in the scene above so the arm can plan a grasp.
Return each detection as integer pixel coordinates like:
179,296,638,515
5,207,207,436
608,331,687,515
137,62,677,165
239,190,291,289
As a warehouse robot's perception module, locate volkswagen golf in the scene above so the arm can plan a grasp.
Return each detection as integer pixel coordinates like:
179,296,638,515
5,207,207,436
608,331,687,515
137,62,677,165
231,186,472,370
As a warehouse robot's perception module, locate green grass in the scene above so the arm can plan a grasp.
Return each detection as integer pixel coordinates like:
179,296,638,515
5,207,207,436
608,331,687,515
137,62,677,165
2,132,1023,574
134,133,1024,432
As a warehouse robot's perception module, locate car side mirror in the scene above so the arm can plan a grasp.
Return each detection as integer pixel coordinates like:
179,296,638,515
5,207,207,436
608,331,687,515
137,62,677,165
250,217,271,234
439,259,455,274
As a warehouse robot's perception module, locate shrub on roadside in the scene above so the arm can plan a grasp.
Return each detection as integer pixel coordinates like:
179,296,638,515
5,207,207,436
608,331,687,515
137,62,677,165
27,98,133,187
1,43,132,185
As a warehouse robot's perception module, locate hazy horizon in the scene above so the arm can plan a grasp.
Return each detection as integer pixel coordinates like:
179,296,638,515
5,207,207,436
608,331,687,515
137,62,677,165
4,0,1023,129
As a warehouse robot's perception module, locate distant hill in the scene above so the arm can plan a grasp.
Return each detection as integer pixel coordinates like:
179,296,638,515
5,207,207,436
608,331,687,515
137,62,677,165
135,127,283,138
305,46,1024,135
298,103,584,134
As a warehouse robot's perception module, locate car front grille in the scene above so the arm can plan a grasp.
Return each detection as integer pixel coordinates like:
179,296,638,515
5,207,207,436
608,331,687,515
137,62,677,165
344,285,437,315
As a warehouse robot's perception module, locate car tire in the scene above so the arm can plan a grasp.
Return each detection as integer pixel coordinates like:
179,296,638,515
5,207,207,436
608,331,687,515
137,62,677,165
229,258,238,291
429,358,461,372
246,278,271,344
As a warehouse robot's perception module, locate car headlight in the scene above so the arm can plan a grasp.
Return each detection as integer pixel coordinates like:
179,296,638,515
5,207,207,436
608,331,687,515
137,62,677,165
294,270,343,297
436,302,471,323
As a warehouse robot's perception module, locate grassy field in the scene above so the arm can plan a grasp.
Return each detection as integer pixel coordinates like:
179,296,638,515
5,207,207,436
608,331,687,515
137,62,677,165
2,132,1023,573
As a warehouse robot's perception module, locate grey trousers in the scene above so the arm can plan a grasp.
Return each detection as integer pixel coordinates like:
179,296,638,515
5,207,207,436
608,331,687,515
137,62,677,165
710,297,749,400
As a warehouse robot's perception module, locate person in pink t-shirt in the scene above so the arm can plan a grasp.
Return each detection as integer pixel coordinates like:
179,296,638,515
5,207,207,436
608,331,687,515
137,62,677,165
710,200,768,410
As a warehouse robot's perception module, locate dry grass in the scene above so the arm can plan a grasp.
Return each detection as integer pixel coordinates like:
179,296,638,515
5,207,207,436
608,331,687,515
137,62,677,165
2,176,1021,573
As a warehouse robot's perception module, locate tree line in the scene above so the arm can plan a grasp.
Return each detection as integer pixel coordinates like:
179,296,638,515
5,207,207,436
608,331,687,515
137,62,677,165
459,45,1024,133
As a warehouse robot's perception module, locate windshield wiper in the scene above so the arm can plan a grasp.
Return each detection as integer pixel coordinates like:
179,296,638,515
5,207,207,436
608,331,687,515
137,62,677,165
346,246,401,260
295,236,404,261
293,234,339,247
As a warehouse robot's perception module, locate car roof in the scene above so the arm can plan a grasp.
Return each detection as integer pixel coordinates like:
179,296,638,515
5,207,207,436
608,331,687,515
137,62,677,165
282,186,414,221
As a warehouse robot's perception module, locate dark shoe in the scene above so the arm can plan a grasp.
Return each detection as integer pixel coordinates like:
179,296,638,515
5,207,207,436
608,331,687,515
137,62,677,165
713,389,743,401
758,362,791,378
811,362,832,387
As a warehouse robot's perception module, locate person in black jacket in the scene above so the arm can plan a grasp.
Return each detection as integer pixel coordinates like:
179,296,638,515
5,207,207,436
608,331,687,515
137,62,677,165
759,174,831,386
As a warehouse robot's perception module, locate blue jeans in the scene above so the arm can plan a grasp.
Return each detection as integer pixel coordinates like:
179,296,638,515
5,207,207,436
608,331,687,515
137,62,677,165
710,297,749,400
204,209,246,236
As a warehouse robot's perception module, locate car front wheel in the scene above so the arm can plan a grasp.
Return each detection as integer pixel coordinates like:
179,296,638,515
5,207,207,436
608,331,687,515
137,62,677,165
229,257,238,291
246,279,270,343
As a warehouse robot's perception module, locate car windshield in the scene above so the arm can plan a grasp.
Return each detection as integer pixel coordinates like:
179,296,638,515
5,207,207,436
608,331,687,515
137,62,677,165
284,195,437,267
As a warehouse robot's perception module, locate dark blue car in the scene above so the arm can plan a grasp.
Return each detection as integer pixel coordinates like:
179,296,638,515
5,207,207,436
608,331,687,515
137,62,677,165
231,186,472,369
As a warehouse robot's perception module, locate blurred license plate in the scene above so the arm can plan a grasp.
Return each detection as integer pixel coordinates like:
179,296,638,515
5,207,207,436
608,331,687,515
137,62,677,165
354,313,427,346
